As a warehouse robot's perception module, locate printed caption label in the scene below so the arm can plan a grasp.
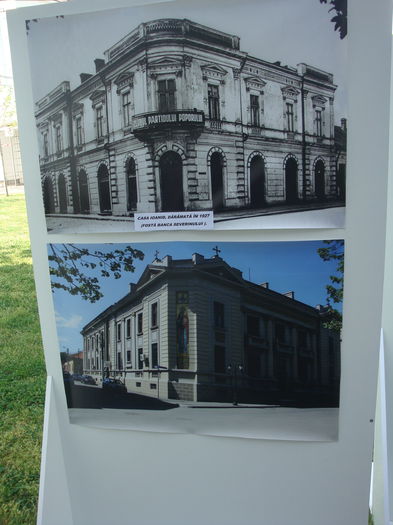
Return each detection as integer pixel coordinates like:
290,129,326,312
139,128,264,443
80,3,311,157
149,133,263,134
134,211,214,231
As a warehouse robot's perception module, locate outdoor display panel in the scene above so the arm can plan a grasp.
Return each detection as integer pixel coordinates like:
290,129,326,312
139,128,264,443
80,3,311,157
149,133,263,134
6,0,392,524
25,0,347,233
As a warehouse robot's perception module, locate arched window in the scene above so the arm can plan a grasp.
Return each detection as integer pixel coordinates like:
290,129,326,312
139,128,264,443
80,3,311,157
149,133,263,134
285,157,298,204
210,152,224,210
43,176,55,214
78,170,90,214
97,164,112,214
58,173,67,213
126,158,137,212
249,156,265,208
314,160,325,201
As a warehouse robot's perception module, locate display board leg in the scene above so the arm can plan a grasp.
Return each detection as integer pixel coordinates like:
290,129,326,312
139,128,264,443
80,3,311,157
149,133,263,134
372,333,390,525
36,376,74,525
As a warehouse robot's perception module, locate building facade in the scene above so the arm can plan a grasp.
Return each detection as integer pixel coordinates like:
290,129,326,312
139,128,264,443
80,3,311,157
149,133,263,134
35,18,343,219
81,253,340,406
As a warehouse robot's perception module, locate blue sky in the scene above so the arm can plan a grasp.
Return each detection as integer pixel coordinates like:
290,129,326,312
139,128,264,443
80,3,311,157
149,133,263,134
49,240,343,354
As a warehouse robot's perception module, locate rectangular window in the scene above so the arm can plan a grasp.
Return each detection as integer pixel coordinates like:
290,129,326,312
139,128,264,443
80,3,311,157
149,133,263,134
214,301,225,329
138,348,143,369
151,343,158,369
117,323,122,342
250,94,260,126
151,302,158,328
316,109,322,137
247,315,260,337
137,312,143,335
276,323,287,343
157,79,176,112
55,126,62,153
298,330,308,348
126,350,131,363
122,92,131,127
214,345,226,375
76,116,83,145
117,352,122,370
286,102,294,132
126,318,131,339
208,84,220,120
43,132,49,157
96,106,104,138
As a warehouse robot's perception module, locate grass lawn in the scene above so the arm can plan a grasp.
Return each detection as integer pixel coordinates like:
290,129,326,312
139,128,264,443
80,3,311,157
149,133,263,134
0,194,46,525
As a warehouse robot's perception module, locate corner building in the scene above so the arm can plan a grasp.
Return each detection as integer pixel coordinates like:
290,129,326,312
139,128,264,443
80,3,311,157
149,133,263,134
36,19,341,217
81,254,340,406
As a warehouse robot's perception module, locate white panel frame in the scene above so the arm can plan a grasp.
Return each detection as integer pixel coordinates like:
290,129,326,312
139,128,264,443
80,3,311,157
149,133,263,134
5,0,393,523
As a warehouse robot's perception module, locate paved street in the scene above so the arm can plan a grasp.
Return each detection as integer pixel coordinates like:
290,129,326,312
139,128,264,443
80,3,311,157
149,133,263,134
66,384,338,442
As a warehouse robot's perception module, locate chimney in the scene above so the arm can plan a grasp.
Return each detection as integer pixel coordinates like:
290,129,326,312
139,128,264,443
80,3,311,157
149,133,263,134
192,253,204,265
341,118,347,131
129,283,137,294
80,73,93,83
94,59,105,73
260,282,269,289
161,255,172,266
284,291,294,299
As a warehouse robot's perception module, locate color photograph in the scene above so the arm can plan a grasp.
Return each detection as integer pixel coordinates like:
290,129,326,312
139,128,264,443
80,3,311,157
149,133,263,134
50,240,343,438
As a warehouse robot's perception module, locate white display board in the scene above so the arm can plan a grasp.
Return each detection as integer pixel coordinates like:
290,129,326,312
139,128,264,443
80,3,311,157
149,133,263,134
6,0,393,523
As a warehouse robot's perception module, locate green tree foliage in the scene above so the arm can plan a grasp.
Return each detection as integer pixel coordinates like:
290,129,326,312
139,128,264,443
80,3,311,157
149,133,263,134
48,244,144,303
318,239,344,331
320,0,347,39
0,85,17,128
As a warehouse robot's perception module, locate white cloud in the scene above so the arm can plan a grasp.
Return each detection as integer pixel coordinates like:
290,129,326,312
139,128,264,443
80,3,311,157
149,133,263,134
55,312,83,329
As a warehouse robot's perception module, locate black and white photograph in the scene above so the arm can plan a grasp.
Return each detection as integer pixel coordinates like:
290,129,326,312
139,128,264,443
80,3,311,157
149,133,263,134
51,240,343,438
27,0,347,233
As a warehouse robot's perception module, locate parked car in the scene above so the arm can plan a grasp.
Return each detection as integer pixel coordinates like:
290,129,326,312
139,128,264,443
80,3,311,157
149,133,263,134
72,374,83,382
102,378,127,395
81,375,96,385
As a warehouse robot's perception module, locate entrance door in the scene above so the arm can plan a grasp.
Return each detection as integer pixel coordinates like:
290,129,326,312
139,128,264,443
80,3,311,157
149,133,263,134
78,170,90,214
285,157,298,204
210,152,224,210
97,164,112,214
314,160,325,201
43,176,55,214
250,156,265,208
58,173,67,213
160,152,184,211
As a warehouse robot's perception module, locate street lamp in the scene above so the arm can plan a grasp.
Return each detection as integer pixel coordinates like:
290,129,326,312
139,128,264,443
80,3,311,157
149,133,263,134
227,363,244,406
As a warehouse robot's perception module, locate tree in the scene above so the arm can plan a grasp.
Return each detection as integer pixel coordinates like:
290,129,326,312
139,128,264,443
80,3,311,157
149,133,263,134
320,0,347,39
0,85,17,129
48,244,144,303
318,239,344,331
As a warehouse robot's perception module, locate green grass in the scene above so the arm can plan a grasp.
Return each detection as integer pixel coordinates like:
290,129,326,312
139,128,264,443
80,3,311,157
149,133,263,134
0,194,46,525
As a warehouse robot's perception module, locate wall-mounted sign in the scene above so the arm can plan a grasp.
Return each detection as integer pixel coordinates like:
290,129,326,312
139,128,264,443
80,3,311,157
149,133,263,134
132,110,205,132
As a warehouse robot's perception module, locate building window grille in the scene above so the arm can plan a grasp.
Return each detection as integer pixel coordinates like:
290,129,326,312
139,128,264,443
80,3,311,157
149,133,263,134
122,92,131,127
96,106,104,138
316,109,323,137
286,102,294,132
126,318,131,339
55,125,62,153
214,301,225,328
151,302,158,328
43,132,49,157
151,343,158,368
208,84,220,120
137,312,143,335
76,116,83,146
157,79,176,112
250,94,260,126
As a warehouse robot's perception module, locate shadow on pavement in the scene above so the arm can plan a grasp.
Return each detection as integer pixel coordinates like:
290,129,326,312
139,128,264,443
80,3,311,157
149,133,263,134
65,383,179,410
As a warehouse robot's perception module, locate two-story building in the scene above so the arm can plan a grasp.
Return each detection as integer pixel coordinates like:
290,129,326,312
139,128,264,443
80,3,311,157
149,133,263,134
81,252,340,406
36,18,343,222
